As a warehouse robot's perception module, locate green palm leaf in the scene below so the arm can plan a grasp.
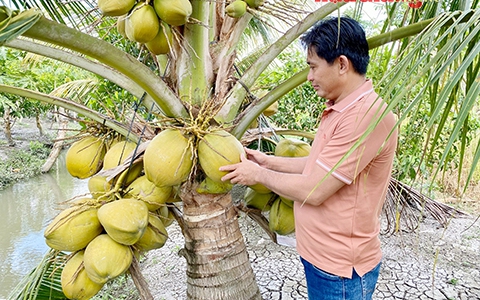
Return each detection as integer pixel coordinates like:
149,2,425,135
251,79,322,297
8,250,67,300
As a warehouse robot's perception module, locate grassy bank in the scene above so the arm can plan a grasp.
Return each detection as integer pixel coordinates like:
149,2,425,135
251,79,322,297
0,141,51,190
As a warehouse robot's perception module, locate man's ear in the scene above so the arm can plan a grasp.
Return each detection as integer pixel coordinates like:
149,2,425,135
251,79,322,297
338,55,350,74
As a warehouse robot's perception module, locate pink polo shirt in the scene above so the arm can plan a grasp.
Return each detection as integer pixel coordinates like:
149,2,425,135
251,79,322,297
295,80,397,278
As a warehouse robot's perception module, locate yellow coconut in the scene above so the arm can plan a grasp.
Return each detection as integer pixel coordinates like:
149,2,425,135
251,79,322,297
146,22,173,55
269,198,295,235
97,198,149,245
153,0,192,26
66,136,106,179
83,234,133,284
88,175,114,199
226,0,247,18
134,214,168,251
196,176,233,194
61,251,104,300
274,138,311,158
44,204,103,252
198,130,246,183
244,188,276,212
125,175,173,211
98,0,136,16
144,128,194,187
125,3,160,43
103,140,143,186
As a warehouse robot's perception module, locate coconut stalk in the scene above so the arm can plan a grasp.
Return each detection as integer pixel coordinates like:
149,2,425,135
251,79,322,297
178,0,213,106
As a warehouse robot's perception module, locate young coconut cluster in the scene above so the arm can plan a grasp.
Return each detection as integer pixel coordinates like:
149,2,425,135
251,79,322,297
244,138,311,236
46,124,247,299
143,127,245,194
97,0,192,55
225,0,265,18
98,0,266,55
46,134,176,299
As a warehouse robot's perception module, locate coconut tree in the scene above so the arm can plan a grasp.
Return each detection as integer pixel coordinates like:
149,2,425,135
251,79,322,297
1,0,480,299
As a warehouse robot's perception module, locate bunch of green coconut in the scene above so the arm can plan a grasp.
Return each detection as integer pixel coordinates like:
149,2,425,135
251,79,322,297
97,0,264,55
243,138,311,236
44,126,247,299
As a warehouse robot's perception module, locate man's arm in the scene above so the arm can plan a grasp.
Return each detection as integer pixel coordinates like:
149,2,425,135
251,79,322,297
220,155,345,206
245,148,307,174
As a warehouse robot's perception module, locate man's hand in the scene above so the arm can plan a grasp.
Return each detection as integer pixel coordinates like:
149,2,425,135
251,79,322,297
219,154,261,186
244,148,269,168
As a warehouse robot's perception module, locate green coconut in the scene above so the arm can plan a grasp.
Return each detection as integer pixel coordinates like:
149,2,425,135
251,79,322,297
198,130,246,183
98,0,136,16
88,175,114,199
226,0,247,18
144,128,194,187
248,183,271,194
125,3,160,43
269,198,295,235
83,234,133,284
244,0,264,8
103,140,143,186
44,203,103,252
125,175,173,211
196,176,233,194
274,138,311,157
146,22,173,55
134,214,168,251
244,187,276,211
280,196,294,208
61,251,104,300
153,0,192,26
97,198,149,245
66,136,106,179
159,205,175,227
116,15,127,38
263,101,278,117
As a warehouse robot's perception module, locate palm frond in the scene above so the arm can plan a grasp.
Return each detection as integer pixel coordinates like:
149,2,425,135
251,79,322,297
378,9,480,189
382,178,469,235
4,0,99,31
8,249,67,300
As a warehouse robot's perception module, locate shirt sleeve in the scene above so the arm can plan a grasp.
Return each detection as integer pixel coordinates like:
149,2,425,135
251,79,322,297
316,100,392,185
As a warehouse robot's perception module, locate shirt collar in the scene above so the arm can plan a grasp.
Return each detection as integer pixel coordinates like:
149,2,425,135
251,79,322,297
326,79,374,113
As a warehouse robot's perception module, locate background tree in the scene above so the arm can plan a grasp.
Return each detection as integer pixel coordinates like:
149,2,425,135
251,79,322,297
1,1,479,299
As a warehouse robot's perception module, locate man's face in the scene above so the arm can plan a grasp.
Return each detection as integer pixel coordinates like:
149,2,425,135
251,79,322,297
306,50,340,101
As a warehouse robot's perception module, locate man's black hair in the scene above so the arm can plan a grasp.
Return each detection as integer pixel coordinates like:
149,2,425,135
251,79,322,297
300,17,370,75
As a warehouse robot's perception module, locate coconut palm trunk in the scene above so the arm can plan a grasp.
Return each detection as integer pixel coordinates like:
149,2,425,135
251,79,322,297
181,183,261,300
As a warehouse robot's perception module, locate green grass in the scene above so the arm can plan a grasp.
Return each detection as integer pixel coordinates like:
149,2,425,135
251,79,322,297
0,141,51,190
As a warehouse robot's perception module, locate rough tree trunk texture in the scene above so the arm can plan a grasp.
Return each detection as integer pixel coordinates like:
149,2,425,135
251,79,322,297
41,112,68,172
180,182,262,300
3,107,15,146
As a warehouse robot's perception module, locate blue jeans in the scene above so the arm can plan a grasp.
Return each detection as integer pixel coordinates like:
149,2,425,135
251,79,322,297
301,257,381,300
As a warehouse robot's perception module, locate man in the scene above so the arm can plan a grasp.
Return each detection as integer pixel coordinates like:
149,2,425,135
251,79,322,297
220,17,397,300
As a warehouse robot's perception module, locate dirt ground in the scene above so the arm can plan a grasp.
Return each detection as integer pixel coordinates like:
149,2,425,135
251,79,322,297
2,118,480,299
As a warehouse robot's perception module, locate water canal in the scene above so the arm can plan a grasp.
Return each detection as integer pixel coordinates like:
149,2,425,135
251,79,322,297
0,153,88,298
